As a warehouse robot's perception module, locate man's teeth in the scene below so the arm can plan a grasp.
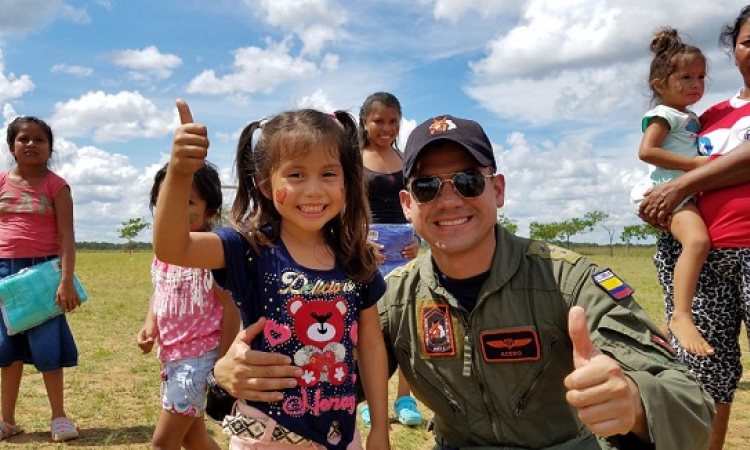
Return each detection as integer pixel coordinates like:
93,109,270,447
438,218,468,226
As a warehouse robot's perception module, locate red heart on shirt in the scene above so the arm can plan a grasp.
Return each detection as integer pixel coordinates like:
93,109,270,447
264,319,292,346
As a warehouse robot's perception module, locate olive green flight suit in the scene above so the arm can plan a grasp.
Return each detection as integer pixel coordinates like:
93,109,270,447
378,225,714,449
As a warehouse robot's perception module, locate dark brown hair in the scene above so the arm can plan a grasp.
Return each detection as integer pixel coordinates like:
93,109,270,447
358,92,402,150
233,109,377,283
6,116,54,164
719,5,750,52
149,161,223,230
647,27,706,106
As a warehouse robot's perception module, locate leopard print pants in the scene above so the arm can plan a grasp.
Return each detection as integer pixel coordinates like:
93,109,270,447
654,233,750,403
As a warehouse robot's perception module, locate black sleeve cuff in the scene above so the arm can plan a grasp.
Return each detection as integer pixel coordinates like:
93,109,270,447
207,368,232,400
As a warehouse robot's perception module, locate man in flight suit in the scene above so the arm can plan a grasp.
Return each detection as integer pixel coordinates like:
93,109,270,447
212,114,715,449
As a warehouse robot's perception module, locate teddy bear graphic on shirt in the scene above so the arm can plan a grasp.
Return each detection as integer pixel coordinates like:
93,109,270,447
264,296,351,388
290,297,349,387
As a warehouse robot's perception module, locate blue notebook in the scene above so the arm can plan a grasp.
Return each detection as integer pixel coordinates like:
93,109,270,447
0,258,88,335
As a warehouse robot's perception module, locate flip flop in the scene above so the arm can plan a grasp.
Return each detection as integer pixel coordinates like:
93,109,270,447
0,420,23,441
51,417,79,442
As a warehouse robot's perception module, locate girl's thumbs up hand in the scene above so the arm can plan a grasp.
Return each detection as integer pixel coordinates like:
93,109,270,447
171,98,208,176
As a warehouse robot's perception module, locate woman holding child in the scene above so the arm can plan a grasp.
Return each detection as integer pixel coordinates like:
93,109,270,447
641,5,750,449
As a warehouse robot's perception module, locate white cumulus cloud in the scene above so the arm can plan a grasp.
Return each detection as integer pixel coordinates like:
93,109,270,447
51,63,94,77
424,0,523,21
465,0,750,126
0,50,35,103
186,38,320,96
49,91,175,142
257,0,347,55
109,46,182,80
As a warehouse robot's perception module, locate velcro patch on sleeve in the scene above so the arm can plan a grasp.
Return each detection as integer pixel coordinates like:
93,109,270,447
480,329,540,362
526,241,582,265
592,268,634,301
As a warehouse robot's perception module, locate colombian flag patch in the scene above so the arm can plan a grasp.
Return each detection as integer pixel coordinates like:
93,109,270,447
592,268,634,301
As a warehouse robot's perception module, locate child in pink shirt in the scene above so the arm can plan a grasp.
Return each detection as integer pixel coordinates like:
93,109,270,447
137,162,239,449
0,116,82,443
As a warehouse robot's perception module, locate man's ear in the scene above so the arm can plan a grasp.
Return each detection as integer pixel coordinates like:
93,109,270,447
492,174,506,209
399,189,413,222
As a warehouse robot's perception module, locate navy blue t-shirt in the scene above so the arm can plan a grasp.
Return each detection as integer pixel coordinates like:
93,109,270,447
212,227,385,449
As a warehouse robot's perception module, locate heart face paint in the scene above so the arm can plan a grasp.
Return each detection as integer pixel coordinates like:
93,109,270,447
275,188,288,205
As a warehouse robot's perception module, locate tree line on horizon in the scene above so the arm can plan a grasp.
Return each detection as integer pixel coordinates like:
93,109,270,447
106,213,661,256
499,210,661,256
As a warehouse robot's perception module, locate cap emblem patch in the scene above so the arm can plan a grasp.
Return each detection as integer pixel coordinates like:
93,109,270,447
429,117,457,134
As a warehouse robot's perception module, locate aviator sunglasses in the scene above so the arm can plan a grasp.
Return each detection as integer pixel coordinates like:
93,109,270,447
408,169,494,204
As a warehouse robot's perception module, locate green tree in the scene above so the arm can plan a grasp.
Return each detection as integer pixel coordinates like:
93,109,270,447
119,217,151,253
496,212,519,234
585,210,617,256
529,221,561,242
620,224,660,256
530,213,604,249
555,218,592,248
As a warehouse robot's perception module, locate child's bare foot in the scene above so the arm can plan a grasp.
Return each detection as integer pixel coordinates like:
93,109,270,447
670,312,714,356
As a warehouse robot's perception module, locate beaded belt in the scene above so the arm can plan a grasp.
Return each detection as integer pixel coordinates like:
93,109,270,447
221,403,341,445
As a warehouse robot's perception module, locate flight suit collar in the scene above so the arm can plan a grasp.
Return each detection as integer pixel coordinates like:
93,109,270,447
484,225,524,295
416,224,524,309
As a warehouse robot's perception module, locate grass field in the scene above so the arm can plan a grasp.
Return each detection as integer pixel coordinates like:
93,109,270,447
2,247,749,449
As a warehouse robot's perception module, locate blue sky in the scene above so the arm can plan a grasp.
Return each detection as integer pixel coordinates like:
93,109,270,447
1,0,748,244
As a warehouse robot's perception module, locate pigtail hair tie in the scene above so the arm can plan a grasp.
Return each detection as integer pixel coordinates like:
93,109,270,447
250,127,262,151
250,119,269,151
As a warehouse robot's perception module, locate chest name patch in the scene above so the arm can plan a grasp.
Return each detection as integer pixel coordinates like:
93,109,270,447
592,268,634,301
480,329,540,362
420,304,456,357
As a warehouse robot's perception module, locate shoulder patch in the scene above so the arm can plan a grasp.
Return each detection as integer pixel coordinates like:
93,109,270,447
592,268,634,301
415,300,463,359
420,304,456,357
526,241,582,264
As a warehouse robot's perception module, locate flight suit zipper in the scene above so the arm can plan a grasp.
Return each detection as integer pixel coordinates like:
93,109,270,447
514,334,559,415
463,311,502,443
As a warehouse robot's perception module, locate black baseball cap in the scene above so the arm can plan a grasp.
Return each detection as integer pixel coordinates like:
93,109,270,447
403,114,496,179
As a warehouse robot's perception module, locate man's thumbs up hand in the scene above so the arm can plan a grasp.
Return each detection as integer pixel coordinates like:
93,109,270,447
171,98,208,176
569,305,602,368
564,306,647,439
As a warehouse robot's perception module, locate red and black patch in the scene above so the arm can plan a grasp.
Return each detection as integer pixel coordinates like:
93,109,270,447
480,328,540,362
420,304,455,357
